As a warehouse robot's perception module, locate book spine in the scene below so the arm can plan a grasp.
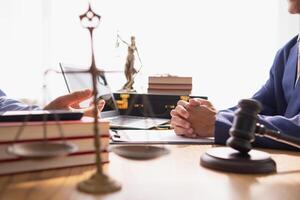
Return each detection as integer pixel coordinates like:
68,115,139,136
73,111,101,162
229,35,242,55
0,152,109,176
148,77,192,84
148,83,192,90
0,137,110,161
147,89,191,95
0,135,109,145
0,124,109,143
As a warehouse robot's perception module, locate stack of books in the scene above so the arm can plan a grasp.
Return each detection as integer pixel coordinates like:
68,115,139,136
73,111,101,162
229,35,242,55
148,75,193,95
0,117,110,175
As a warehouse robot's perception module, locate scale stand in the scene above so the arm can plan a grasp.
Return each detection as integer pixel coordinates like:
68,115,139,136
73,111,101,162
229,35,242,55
76,4,121,194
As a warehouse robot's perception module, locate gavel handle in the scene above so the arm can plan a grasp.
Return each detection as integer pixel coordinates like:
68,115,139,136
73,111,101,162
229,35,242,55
255,123,300,149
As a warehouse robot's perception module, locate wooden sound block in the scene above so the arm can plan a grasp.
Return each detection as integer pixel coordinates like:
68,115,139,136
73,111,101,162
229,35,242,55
200,147,277,174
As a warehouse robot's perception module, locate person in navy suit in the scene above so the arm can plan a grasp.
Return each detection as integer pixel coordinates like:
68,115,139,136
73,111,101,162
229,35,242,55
171,0,300,150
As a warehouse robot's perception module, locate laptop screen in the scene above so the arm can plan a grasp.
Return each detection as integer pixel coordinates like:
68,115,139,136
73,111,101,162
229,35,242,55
60,65,119,113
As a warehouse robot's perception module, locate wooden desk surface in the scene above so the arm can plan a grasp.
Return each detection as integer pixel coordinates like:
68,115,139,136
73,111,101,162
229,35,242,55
0,145,300,200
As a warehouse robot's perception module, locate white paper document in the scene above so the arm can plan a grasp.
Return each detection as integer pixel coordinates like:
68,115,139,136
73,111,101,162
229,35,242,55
110,129,214,144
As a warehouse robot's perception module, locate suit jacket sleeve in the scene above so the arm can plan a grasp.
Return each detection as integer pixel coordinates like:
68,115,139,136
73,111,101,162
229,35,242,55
214,109,300,151
0,89,40,111
214,37,300,151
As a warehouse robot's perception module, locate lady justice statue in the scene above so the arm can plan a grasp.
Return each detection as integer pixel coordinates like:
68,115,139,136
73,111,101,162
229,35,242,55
117,34,143,92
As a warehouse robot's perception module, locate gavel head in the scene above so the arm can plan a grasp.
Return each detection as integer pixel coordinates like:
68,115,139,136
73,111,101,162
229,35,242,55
226,99,262,154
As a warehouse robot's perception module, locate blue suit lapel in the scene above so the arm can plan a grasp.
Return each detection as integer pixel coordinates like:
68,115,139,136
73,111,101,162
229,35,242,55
283,43,300,117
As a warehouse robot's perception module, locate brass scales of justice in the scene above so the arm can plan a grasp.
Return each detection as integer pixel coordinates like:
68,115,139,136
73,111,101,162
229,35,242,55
7,3,169,194
7,4,122,194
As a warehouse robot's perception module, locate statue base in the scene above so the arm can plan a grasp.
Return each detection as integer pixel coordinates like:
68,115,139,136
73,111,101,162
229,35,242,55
118,88,136,93
77,172,121,194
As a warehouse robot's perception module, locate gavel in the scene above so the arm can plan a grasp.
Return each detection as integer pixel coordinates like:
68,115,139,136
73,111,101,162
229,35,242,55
227,99,300,153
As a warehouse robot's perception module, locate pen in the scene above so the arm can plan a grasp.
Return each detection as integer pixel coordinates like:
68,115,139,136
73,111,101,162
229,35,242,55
156,124,171,129
111,129,120,138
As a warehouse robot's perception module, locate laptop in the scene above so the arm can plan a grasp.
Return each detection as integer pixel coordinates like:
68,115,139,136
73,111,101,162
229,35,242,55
59,64,170,129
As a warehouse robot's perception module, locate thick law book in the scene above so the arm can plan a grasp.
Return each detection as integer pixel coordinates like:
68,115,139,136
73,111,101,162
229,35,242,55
0,117,109,143
0,117,110,175
0,137,109,161
147,89,192,95
0,152,109,175
148,83,193,90
148,75,192,85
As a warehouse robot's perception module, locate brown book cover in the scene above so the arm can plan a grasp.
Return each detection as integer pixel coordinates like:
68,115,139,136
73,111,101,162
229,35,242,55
0,137,109,161
0,117,111,175
148,83,192,90
0,152,109,175
147,89,191,95
0,117,109,143
148,75,192,85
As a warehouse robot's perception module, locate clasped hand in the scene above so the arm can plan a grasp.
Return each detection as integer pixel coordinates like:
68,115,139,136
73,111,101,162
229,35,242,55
170,98,217,138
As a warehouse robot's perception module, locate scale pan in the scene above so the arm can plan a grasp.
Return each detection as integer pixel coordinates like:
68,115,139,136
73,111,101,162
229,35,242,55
8,142,78,159
111,145,169,160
